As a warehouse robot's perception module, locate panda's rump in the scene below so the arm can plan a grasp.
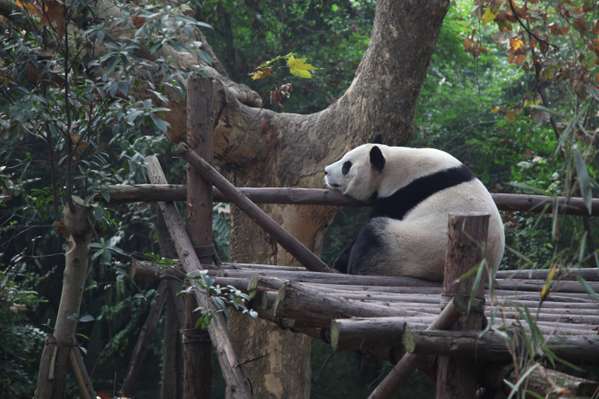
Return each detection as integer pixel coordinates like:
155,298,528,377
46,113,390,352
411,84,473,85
347,216,448,280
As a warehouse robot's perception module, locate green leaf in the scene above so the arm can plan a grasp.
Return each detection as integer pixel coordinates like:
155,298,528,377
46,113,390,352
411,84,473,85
572,146,593,215
577,276,599,301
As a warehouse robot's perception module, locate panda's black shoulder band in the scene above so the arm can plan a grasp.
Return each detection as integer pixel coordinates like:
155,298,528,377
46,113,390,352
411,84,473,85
372,164,474,220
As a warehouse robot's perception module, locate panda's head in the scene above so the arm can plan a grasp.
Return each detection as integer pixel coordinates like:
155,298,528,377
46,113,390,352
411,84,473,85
324,144,386,201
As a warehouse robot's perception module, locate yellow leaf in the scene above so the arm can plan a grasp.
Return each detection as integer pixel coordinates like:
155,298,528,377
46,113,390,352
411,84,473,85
16,0,41,16
523,98,541,108
540,264,559,301
510,37,525,52
286,55,317,79
481,8,496,25
249,67,272,81
505,109,518,122
491,106,501,113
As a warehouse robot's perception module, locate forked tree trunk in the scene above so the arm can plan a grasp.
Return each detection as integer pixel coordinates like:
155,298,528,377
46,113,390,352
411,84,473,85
35,203,93,399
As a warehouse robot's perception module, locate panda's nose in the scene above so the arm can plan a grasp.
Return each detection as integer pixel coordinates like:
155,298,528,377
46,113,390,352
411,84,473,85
324,170,328,175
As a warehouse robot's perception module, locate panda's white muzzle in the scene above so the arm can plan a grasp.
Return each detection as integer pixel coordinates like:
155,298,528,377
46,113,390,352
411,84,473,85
324,164,343,191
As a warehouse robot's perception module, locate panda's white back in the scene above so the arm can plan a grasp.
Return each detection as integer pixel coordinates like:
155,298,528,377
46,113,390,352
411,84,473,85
378,179,505,281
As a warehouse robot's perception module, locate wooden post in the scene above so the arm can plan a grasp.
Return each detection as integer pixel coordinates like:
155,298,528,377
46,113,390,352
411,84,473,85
184,74,217,398
161,279,183,399
182,294,212,398
436,213,489,399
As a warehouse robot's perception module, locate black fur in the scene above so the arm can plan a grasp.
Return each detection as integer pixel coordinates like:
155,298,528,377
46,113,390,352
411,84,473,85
371,133,383,144
370,146,386,172
372,165,474,220
348,218,388,274
332,242,354,273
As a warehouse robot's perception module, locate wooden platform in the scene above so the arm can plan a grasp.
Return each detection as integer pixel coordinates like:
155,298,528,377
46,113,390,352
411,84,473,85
214,264,598,330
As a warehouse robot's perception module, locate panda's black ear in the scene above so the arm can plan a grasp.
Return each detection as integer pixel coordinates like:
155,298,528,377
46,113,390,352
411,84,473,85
370,146,385,172
371,134,383,144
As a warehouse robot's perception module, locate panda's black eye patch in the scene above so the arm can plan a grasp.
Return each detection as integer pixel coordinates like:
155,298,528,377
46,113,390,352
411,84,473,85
342,161,352,175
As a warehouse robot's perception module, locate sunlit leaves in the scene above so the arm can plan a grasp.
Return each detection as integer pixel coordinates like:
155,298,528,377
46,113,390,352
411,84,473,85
286,54,317,78
15,0,41,16
249,53,317,81
250,67,272,80
481,8,496,25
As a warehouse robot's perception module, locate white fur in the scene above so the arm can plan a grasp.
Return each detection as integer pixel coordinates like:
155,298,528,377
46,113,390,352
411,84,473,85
325,144,505,281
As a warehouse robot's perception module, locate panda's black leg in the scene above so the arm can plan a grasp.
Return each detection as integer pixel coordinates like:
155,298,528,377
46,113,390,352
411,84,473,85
332,240,355,274
348,218,387,275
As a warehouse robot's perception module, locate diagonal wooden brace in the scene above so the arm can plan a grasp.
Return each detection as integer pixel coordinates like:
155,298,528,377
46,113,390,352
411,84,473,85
180,144,335,273
145,155,252,399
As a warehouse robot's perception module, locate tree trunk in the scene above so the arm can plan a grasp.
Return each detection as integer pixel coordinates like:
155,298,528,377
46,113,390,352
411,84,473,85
35,203,93,399
219,1,450,397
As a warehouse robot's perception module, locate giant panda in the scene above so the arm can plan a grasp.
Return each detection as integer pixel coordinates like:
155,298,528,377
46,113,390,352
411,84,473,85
324,144,505,281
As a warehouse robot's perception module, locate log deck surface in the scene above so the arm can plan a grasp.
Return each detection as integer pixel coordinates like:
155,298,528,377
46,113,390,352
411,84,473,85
136,260,599,342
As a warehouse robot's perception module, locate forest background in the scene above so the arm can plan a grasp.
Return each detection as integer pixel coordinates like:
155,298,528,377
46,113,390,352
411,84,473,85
0,0,597,397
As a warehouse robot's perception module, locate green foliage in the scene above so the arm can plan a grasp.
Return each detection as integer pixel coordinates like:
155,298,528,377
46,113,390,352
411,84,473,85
0,268,45,398
185,269,257,328
415,0,598,272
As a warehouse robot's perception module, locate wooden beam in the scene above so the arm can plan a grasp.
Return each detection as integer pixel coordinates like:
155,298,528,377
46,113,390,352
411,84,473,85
181,146,334,273
107,184,599,216
330,320,599,363
145,155,252,398
404,330,599,363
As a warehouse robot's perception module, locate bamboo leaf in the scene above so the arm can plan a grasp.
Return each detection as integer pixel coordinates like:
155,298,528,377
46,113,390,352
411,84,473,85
540,264,558,301
577,276,599,301
573,146,593,215
505,363,541,399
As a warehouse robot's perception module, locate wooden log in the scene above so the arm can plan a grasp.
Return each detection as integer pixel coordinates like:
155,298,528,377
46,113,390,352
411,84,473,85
221,269,438,287
494,278,599,294
436,213,489,399
107,185,599,216
330,318,599,360
330,317,408,352
273,281,431,328
404,330,599,363
145,155,252,398
181,145,334,273
496,267,599,281
120,280,169,397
